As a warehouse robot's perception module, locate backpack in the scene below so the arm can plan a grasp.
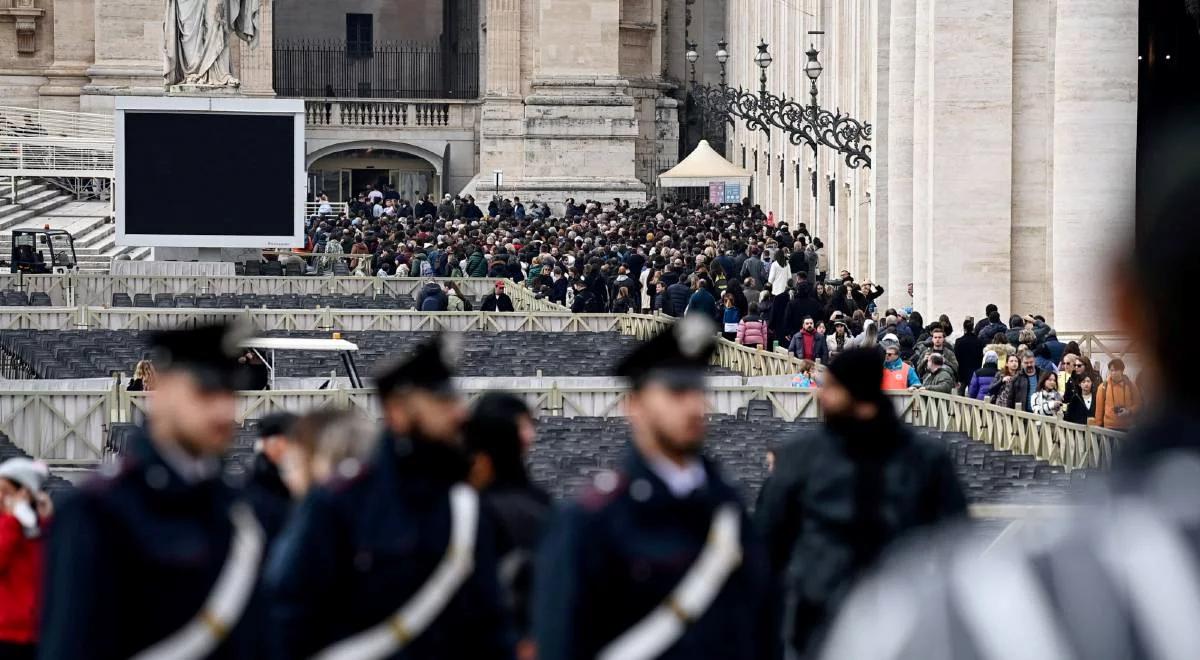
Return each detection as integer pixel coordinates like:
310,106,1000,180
420,293,442,312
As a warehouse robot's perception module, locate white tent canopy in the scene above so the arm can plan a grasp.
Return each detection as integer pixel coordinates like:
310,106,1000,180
657,139,753,188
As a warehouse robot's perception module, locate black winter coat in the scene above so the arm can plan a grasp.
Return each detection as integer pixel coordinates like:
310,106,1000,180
954,333,985,387
755,419,967,656
664,282,692,317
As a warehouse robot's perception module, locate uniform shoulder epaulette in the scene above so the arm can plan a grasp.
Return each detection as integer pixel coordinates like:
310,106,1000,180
324,456,374,494
579,469,629,511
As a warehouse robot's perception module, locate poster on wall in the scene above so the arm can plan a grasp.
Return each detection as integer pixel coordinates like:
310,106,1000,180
723,183,742,204
708,181,725,205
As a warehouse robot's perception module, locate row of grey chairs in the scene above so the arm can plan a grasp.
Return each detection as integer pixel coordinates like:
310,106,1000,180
1,329,660,379
0,290,52,306
528,412,1087,505
110,292,419,310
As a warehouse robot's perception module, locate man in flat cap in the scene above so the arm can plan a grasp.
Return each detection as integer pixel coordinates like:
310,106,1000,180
534,315,769,660
265,334,514,659
41,322,266,659
755,347,967,658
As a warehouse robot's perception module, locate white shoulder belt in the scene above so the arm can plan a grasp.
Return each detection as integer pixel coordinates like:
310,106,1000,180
131,503,265,660
313,483,480,660
598,503,743,660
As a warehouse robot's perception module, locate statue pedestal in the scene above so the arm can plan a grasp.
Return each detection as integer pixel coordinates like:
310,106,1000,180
166,83,241,96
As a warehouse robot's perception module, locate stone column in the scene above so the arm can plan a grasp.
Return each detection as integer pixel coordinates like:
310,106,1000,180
922,0,1014,326
871,0,889,283
80,0,163,113
1050,0,1137,331
1010,0,1054,317
885,0,914,311
38,0,96,111
910,0,930,314
237,0,274,97
482,0,644,205
479,0,526,187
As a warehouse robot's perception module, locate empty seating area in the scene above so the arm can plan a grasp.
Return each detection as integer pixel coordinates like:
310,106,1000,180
0,289,52,306
108,292,426,310
0,431,74,496
204,408,1091,509
0,329,660,379
529,413,1091,505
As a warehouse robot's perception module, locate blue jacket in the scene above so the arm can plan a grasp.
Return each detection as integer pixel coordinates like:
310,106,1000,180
685,288,718,320
40,431,262,660
968,365,999,400
534,447,769,660
664,283,692,317
265,435,514,659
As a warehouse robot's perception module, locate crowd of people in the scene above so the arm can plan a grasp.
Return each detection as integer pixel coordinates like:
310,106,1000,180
303,187,1139,429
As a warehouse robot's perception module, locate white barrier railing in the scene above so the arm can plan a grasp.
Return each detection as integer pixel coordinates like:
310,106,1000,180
0,381,115,461
0,106,114,179
0,274,542,307
0,308,626,332
304,201,349,218
2,380,1125,471
0,105,113,139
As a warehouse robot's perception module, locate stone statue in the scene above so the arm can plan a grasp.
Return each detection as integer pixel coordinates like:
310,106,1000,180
164,0,261,87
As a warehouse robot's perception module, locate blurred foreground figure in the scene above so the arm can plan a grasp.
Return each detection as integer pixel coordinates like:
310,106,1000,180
756,348,967,658
40,323,263,659
465,393,551,659
534,315,768,660
265,335,514,659
243,412,298,546
821,177,1199,660
0,458,51,660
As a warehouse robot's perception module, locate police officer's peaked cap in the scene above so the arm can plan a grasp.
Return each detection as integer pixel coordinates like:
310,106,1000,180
148,322,256,391
375,333,460,397
615,315,717,390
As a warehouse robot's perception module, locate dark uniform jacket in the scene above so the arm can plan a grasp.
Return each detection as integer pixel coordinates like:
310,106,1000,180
534,447,769,660
243,453,292,546
40,431,260,659
264,434,514,660
483,483,552,637
755,420,967,657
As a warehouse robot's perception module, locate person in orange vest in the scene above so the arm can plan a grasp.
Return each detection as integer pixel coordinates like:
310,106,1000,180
881,342,920,390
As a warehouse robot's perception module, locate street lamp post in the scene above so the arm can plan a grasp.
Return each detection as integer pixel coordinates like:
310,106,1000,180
804,34,824,252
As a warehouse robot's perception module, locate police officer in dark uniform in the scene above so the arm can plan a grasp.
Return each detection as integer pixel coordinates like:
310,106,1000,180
40,323,265,660
242,411,298,547
264,334,514,660
534,315,769,660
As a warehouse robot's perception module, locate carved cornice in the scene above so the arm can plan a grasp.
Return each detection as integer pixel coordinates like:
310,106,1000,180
0,0,45,54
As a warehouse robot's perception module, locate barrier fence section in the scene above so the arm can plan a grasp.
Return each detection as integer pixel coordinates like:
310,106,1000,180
0,381,1124,471
0,275,536,307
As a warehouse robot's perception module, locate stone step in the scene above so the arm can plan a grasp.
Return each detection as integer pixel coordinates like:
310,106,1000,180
0,178,43,199
0,186,58,222
0,194,75,233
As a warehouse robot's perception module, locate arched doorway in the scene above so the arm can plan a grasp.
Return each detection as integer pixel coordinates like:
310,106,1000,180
307,146,440,203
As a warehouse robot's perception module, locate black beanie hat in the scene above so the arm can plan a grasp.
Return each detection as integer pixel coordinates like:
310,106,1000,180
826,348,885,404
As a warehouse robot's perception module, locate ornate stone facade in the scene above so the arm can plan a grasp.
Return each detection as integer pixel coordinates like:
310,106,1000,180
0,0,683,206
724,0,1138,330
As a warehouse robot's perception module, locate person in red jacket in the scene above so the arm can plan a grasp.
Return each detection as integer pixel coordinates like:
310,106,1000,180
0,458,50,660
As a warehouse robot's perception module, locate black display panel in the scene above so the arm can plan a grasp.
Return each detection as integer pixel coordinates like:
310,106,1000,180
122,112,295,237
